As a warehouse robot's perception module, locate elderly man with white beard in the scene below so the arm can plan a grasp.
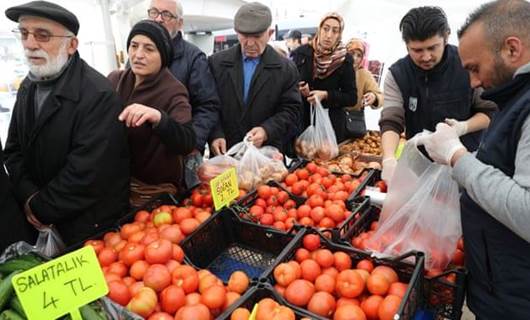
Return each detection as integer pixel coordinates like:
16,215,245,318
3,1,130,246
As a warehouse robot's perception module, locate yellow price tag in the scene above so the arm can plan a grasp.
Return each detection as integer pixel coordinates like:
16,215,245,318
11,246,108,320
210,167,239,210
248,303,258,320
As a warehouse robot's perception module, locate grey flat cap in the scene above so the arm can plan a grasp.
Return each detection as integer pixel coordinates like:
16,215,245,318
234,2,272,34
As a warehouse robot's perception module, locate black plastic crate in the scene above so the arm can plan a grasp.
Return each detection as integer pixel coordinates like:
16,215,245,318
424,268,467,320
181,209,303,283
340,199,380,245
340,205,467,320
264,228,425,320
216,283,326,320
346,168,382,201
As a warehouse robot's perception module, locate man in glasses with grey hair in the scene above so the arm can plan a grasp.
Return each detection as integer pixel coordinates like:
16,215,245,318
148,0,220,189
3,1,129,245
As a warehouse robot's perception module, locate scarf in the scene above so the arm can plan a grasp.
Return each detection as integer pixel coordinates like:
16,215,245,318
312,12,347,79
346,38,369,69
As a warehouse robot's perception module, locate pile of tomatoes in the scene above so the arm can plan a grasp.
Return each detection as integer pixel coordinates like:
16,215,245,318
231,297,298,320
239,162,367,231
85,199,250,319
271,233,408,320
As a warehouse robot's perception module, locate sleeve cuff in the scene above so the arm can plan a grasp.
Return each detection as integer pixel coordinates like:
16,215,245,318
452,152,477,186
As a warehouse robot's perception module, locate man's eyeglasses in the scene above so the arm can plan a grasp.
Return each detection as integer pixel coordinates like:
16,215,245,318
12,28,73,42
147,8,177,22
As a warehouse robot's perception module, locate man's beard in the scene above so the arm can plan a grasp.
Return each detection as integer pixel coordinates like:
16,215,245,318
24,40,69,78
491,53,516,88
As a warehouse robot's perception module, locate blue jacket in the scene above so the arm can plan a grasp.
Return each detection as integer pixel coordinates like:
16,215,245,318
168,32,220,153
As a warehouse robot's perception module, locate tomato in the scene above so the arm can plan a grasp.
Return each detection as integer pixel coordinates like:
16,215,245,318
158,224,183,244
143,264,171,292
228,270,249,294
127,287,158,318
334,251,352,271
290,181,304,195
134,210,151,223
372,266,399,284
84,240,105,255
308,291,336,317
296,168,310,180
147,312,174,320
284,279,314,307
108,280,131,306
174,304,211,320
307,194,325,208
152,211,173,227
199,274,222,293
185,292,201,306
179,218,200,235
259,214,274,225
300,259,321,282
107,262,128,277
302,234,321,251
173,207,193,224
160,284,185,314
231,308,250,320
256,298,295,320
122,277,136,287
366,273,390,295
200,285,226,309
322,267,339,279
375,180,387,193
326,204,345,222
141,230,160,246
172,265,199,293
315,273,336,293
121,223,144,240
310,207,325,223
98,247,117,267
388,282,408,298
314,249,334,268
274,263,297,287
224,291,241,310
129,260,149,280
145,239,173,264
295,248,311,262
337,297,360,308
334,304,366,320
104,231,122,247
297,205,312,219
249,205,264,219
287,261,302,279
276,191,289,204
257,185,272,199
336,269,365,298
284,173,298,186
306,162,318,173
356,259,374,273
378,295,402,320
191,193,203,207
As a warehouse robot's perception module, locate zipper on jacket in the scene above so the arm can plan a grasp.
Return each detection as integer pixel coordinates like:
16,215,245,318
424,75,429,99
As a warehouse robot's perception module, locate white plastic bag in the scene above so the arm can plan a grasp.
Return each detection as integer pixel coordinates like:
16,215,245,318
295,98,339,161
366,136,462,271
34,226,65,258
236,137,287,190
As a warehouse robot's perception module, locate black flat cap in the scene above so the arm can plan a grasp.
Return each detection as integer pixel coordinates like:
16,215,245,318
5,1,79,35
234,2,272,34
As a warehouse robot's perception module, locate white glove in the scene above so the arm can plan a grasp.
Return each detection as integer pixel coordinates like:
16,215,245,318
445,118,468,136
421,123,467,165
381,157,397,185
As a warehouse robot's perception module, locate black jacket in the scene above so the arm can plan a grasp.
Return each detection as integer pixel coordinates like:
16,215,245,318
0,141,37,252
291,44,357,143
4,53,130,245
168,32,220,152
208,45,302,151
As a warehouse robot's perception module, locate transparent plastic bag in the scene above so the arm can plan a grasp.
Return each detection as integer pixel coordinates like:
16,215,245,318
366,136,462,271
295,98,339,161
34,226,65,258
197,153,239,184
237,137,287,191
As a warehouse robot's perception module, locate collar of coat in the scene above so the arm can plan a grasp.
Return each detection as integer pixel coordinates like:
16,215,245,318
219,44,282,69
171,31,185,59
23,52,82,102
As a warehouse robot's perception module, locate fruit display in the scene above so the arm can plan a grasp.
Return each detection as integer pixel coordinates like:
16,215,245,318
270,232,423,320
339,131,382,156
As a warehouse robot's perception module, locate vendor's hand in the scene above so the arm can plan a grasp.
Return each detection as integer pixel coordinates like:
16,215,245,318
119,103,162,128
210,138,227,155
381,157,397,185
307,90,328,104
445,118,468,136
247,127,268,147
363,92,377,107
299,81,310,97
420,123,468,165
24,193,45,229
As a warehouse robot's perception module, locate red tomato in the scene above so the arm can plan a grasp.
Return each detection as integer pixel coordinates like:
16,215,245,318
302,234,321,251
257,185,272,200
172,265,199,294
160,285,185,314
191,193,203,207
135,210,151,223
174,304,211,320
84,240,104,255
336,269,365,298
108,280,131,306
147,312,174,320
145,239,173,264
143,264,171,292
98,247,117,267
127,287,158,318
119,243,145,266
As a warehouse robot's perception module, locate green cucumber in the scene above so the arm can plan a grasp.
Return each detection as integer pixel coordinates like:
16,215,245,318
0,257,41,276
8,297,25,318
0,309,25,320
80,304,106,320
0,271,21,311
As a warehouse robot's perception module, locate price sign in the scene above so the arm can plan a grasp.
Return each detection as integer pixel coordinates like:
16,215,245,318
12,246,108,320
210,167,239,210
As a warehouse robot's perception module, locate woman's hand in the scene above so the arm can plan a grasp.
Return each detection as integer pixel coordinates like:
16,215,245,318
118,103,162,128
299,81,310,97
363,92,377,107
307,90,328,104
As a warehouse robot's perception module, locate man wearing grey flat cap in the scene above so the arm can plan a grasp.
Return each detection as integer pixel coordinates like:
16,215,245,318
208,2,302,156
3,1,130,246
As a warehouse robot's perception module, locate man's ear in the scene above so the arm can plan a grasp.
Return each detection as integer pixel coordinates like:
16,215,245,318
503,36,523,62
67,37,78,55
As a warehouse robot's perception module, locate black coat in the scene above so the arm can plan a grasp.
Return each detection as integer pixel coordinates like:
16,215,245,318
208,45,302,152
291,44,357,143
168,32,220,153
0,141,37,252
4,53,130,245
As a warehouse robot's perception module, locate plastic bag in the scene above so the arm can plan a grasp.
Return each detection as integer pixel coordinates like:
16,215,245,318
34,226,65,258
366,136,462,271
237,137,287,191
197,153,239,184
295,98,339,161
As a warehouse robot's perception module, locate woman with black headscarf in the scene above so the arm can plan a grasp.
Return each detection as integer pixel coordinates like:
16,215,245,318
108,20,195,206
291,12,357,143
